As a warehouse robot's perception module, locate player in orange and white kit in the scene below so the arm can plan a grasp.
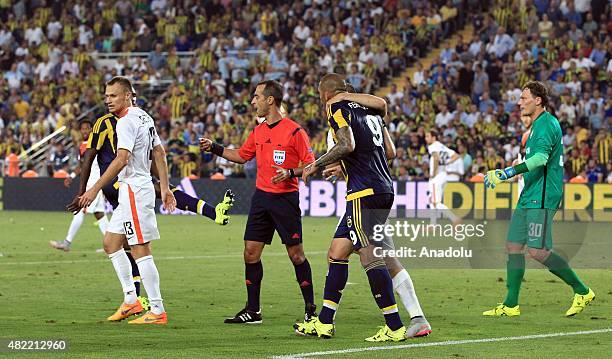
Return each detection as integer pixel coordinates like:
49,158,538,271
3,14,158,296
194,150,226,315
425,129,461,225
50,120,109,252
78,76,176,324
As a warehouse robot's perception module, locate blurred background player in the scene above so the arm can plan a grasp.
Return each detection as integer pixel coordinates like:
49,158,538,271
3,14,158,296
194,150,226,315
200,80,317,324
483,81,594,317
425,129,461,225
78,76,176,324
50,120,109,252
297,73,408,342
322,88,431,338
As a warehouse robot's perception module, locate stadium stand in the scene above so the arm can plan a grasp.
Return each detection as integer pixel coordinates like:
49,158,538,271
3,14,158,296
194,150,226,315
0,0,610,183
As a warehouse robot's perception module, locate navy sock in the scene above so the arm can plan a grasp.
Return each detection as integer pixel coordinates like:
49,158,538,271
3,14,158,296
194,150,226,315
173,189,216,220
365,261,403,331
319,258,349,324
125,250,141,297
245,261,263,312
293,258,314,307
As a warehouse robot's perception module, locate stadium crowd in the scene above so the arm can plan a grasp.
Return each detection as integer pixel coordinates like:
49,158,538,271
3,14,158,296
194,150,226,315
0,0,610,183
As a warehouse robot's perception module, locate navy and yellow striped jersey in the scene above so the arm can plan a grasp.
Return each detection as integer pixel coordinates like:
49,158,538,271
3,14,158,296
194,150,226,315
87,113,119,175
327,100,393,200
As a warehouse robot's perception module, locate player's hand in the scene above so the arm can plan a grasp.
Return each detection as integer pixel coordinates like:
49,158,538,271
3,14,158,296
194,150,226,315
161,187,177,212
199,138,212,152
484,167,516,189
271,165,290,184
322,165,343,183
78,188,99,208
66,195,84,214
64,177,72,188
301,162,319,183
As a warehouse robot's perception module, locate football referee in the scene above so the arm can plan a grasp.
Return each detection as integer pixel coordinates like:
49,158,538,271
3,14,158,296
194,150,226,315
200,80,316,324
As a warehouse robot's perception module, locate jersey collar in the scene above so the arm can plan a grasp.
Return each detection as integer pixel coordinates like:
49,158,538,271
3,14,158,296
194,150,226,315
266,117,285,129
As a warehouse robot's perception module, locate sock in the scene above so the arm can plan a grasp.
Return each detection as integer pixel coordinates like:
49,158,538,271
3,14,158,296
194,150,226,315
136,255,165,314
544,252,589,295
293,258,314,308
435,202,459,222
173,189,216,220
392,269,424,318
365,261,403,331
126,250,141,296
65,210,85,243
503,253,525,307
108,248,136,304
319,258,349,324
96,215,109,234
245,261,263,312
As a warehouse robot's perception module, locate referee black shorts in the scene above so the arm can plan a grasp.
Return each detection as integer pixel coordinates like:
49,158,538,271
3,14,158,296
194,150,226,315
334,193,394,251
244,189,302,246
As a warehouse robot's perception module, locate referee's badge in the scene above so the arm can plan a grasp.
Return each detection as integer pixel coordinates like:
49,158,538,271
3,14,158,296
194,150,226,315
273,150,286,165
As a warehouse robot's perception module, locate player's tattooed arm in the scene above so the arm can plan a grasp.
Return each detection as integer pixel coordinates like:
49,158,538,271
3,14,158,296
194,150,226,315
315,126,355,168
302,127,354,182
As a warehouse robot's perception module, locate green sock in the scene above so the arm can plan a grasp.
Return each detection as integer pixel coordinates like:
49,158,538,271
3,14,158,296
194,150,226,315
503,253,525,307
543,252,589,295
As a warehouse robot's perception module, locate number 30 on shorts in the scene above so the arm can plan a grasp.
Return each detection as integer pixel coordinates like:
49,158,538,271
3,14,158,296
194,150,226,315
528,222,542,237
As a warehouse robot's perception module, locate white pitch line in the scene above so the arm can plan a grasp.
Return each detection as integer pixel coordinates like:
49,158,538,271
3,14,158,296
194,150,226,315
0,251,327,266
272,328,612,359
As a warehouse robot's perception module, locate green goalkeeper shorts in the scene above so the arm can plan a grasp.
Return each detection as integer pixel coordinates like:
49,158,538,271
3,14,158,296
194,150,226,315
507,208,556,249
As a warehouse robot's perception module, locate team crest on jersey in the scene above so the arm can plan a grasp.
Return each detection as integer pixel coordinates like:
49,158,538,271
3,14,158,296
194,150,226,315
273,150,286,165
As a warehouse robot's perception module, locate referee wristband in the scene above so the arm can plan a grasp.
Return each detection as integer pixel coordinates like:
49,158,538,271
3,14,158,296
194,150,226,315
289,168,295,178
210,142,225,156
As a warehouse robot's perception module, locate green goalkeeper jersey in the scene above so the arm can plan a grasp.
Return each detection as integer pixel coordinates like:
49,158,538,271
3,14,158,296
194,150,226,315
519,111,564,209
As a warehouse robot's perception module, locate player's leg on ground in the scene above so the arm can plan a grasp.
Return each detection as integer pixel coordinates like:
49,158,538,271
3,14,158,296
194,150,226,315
55,210,86,250
244,240,265,312
503,242,526,308
93,212,109,235
359,245,404,332
104,232,137,305
318,237,352,324
384,256,425,319
123,240,142,297
131,243,165,315
383,235,431,337
286,243,316,317
432,202,460,223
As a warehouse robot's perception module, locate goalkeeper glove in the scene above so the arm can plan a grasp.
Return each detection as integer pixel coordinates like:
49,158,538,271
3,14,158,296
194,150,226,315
484,166,517,189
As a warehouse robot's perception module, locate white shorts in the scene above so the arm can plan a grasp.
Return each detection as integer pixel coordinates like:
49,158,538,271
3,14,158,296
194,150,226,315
84,190,106,214
108,182,159,245
428,178,447,205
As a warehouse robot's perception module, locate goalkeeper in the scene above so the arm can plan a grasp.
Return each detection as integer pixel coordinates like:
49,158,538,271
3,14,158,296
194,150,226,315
482,81,594,317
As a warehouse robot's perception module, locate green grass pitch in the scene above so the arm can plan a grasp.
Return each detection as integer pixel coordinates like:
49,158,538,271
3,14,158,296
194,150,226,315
0,211,611,358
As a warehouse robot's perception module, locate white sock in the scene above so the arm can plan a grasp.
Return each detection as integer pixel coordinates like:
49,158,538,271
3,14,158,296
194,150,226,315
65,211,85,243
136,255,164,314
108,249,137,304
392,269,425,319
96,215,109,234
433,202,458,222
